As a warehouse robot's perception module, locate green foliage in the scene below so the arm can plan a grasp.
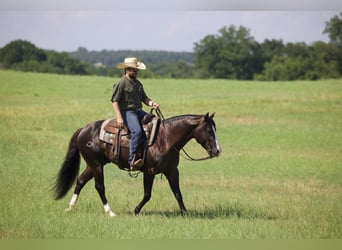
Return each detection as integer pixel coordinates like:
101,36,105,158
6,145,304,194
193,13,342,81
324,12,342,76
148,60,195,78
308,41,341,79
45,50,89,75
324,12,342,47
1,71,342,239
0,39,46,67
194,25,258,80
0,40,93,75
259,41,341,81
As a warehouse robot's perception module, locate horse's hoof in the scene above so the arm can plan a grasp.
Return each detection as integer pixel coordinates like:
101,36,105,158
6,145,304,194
181,210,187,216
134,207,140,215
108,211,116,217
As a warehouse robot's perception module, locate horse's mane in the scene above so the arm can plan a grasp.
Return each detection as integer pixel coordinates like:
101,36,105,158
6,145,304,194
164,114,203,124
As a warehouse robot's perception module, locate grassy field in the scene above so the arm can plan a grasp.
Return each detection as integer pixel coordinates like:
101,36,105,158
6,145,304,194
0,70,341,239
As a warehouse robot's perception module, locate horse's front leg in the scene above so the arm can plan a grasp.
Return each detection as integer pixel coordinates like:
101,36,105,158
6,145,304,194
165,168,187,215
134,172,155,215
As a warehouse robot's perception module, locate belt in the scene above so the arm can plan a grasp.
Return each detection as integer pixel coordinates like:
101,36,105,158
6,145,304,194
124,108,141,112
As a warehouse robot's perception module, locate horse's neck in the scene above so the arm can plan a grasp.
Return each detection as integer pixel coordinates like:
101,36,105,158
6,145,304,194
162,116,199,150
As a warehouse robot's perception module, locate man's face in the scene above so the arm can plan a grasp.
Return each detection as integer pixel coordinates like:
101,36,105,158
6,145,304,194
126,68,139,79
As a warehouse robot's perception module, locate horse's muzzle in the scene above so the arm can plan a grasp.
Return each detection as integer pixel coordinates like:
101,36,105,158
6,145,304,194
209,147,221,158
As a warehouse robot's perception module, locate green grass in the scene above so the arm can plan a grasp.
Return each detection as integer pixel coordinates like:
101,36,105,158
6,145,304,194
0,70,341,239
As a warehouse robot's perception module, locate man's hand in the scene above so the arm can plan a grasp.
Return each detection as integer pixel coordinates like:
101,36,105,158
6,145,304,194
117,117,124,129
152,102,159,110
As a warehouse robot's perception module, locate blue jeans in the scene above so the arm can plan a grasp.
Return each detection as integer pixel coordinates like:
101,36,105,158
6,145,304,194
121,110,147,164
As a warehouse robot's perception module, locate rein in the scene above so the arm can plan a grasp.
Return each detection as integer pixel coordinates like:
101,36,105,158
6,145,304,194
153,108,214,162
179,148,213,161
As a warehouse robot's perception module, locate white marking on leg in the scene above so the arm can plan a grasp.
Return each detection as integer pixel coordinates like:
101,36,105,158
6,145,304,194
104,203,116,217
65,194,78,211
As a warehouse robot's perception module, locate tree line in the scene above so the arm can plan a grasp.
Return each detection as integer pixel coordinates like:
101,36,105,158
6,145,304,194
192,12,342,80
1,13,341,80
0,40,92,75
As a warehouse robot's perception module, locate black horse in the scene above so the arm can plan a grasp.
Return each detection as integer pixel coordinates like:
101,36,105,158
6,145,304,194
52,113,221,217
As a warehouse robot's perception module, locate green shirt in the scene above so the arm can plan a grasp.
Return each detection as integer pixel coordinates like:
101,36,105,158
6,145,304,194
111,76,148,111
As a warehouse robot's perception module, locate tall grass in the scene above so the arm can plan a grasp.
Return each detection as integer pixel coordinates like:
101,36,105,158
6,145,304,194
0,70,341,238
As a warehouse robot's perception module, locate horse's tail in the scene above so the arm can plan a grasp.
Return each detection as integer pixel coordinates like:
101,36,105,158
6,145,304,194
52,128,82,200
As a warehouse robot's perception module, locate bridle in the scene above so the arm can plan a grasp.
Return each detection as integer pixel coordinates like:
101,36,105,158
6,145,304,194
153,108,217,162
178,147,214,161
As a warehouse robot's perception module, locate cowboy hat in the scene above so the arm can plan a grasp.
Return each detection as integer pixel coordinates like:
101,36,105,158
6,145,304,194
116,57,146,70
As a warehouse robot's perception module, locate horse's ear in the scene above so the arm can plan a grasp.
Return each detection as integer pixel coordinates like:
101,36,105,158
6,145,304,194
205,112,215,121
205,112,209,120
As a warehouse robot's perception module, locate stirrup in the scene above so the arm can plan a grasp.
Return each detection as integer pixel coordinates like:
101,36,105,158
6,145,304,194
130,159,144,171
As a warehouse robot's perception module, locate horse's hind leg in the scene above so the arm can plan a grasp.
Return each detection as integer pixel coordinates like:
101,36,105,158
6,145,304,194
93,164,116,217
66,166,93,211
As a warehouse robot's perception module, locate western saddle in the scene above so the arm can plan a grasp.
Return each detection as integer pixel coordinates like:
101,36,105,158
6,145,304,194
99,114,160,163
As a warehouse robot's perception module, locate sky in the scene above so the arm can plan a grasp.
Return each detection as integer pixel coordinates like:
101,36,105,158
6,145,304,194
0,0,341,52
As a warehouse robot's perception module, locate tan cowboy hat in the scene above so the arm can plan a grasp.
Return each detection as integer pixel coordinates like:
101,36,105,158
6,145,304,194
116,57,146,70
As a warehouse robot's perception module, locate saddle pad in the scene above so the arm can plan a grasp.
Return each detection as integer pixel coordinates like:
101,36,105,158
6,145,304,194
99,119,115,144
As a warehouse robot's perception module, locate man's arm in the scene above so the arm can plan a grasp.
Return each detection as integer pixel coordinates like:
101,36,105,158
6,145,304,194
144,98,159,109
112,102,124,128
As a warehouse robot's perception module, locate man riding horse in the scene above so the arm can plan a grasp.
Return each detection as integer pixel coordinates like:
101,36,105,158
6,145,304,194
111,57,159,170
53,58,220,217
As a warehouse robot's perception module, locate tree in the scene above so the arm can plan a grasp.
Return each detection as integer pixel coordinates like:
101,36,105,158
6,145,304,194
46,50,89,75
253,39,285,79
0,40,46,67
324,12,342,47
0,40,94,75
148,61,194,78
307,41,340,79
262,55,307,81
259,41,340,81
284,42,309,58
194,25,258,79
324,12,342,75
259,39,285,61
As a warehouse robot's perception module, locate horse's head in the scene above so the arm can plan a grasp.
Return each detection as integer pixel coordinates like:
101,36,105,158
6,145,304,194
193,113,221,158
